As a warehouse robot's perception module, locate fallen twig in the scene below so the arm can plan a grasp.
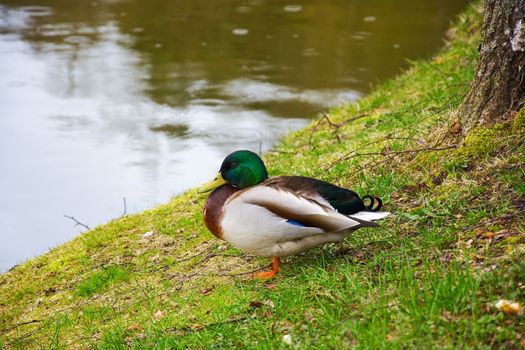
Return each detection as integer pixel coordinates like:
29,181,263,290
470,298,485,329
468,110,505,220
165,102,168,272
267,149,295,154
349,145,458,157
0,319,41,333
63,215,90,230
309,113,368,149
323,144,457,173
121,197,127,217
318,138,387,174
189,253,217,268
166,315,249,335
217,265,267,277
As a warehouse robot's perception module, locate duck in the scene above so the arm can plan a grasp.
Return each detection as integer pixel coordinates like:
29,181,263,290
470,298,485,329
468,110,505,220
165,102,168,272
198,150,389,278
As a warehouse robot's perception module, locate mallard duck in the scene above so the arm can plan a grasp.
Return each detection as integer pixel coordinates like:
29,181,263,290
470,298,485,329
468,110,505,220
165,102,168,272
198,150,389,278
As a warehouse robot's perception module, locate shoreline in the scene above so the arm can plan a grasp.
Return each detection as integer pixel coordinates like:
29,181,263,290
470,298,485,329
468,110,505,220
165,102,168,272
2,3,525,348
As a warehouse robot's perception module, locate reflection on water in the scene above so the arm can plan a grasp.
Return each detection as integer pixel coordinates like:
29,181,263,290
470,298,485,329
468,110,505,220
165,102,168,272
0,0,468,271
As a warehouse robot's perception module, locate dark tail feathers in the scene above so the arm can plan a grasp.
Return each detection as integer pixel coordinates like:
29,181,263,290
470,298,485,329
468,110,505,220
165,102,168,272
362,195,382,212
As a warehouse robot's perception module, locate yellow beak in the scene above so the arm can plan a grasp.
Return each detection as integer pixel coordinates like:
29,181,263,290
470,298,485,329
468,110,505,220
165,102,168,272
198,172,227,193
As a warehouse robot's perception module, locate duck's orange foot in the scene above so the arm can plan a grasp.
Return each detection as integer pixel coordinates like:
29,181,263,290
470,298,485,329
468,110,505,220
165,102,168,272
252,257,279,279
253,270,277,279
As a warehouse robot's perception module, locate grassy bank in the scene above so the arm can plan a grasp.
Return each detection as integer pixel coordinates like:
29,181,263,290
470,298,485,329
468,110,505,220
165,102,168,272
1,3,524,349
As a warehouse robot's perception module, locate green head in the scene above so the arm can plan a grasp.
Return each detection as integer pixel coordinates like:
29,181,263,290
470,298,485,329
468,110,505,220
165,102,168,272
198,150,268,193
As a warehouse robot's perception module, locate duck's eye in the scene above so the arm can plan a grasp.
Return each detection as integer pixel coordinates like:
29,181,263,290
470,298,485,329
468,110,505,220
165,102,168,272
230,162,237,168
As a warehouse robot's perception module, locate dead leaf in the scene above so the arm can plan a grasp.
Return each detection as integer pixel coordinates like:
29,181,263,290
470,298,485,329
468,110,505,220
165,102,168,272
481,231,496,239
449,120,461,134
262,308,273,317
474,254,485,261
153,310,165,320
440,251,452,263
249,301,263,308
263,299,275,308
494,229,512,239
495,299,523,315
199,286,214,296
44,287,57,296
441,310,460,322
386,333,399,341
432,172,446,186
127,324,143,332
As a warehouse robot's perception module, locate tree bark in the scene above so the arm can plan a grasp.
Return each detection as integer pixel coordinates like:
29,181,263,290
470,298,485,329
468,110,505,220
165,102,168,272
459,0,525,134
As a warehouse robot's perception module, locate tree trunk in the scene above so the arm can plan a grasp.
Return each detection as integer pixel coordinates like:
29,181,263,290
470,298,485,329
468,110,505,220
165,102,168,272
459,0,525,134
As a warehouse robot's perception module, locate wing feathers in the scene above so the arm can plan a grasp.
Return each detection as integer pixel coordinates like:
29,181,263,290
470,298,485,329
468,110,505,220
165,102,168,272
237,186,363,232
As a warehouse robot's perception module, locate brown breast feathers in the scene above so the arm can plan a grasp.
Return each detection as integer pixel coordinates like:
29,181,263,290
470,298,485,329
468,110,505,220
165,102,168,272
203,184,239,240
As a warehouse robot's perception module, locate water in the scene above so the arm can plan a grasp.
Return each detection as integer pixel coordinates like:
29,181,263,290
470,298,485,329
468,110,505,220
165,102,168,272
0,0,469,272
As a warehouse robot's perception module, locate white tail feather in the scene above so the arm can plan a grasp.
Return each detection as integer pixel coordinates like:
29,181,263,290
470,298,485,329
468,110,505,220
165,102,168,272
349,211,390,221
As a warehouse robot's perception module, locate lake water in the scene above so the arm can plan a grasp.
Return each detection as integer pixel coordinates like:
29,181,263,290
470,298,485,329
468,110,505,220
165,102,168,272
0,0,469,272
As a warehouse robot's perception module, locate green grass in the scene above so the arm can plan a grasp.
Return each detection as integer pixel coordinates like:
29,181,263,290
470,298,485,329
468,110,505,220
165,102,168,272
75,265,130,297
1,2,524,349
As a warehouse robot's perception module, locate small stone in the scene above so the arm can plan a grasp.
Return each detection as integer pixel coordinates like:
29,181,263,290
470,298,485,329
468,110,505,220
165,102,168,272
142,231,154,238
284,5,302,13
232,28,249,36
283,334,293,345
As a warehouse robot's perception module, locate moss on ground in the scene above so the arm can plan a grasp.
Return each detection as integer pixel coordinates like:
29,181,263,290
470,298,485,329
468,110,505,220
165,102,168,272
512,106,525,133
1,2,524,349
